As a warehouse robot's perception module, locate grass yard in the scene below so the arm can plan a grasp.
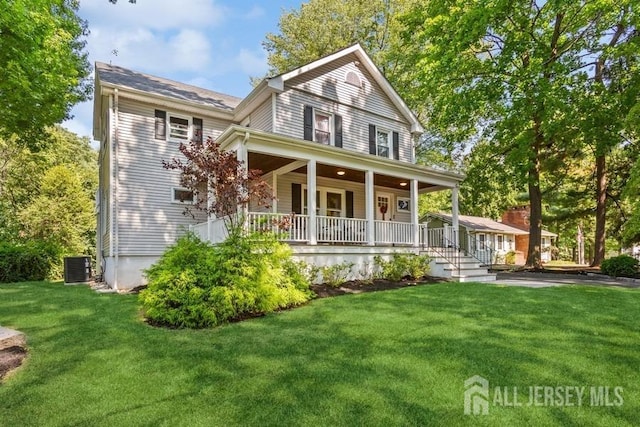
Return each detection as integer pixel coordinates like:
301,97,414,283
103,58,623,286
1,281,638,426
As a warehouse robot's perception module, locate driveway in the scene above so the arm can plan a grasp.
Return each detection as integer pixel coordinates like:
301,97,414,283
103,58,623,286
491,271,640,289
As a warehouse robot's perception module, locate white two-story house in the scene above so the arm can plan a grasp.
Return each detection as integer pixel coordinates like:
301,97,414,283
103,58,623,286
94,44,488,290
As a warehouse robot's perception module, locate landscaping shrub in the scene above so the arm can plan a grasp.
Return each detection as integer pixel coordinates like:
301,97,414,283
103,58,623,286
0,241,62,283
139,231,312,328
374,253,431,282
505,251,517,265
600,255,639,278
319,261,354,287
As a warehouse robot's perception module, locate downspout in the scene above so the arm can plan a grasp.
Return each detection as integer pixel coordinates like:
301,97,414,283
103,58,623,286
108,95,114,262
113,89,120,289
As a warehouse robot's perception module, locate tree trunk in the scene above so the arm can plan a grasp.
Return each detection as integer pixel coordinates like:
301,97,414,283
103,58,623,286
526,122,543,268
592,154,607,266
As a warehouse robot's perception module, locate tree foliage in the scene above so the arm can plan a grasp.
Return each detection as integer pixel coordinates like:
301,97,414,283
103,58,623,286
0,126,97,256
0,0,91,148
163,137,274,230
397,0,639,267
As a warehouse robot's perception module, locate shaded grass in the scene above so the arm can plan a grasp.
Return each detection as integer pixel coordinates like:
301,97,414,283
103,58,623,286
0,281,639,426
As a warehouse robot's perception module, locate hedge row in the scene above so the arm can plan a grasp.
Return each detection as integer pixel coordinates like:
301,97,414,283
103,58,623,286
0,241,62,283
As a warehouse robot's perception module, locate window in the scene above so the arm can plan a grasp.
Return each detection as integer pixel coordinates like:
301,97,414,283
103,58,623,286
169,115,190,140
314,111,331,145
478,234,486,247
497,235,503,250
303,186,345,217
172,187,194,204
376,129,389,157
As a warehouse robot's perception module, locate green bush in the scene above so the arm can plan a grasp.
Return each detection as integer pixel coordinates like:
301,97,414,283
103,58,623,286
374,253,431,282
319,261,354,287
505,251,517,265
139,231,312,328
0,241,62,283
600,255,639,278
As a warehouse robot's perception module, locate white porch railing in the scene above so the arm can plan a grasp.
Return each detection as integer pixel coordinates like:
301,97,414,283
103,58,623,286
190,216,228,242
375,220,413,245
192,213,421,246
247,212,308,242
317,216,368,243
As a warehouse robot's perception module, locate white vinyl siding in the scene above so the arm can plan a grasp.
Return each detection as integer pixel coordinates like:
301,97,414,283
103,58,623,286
114,99,231,255
275,90,413,163
249,98,272,132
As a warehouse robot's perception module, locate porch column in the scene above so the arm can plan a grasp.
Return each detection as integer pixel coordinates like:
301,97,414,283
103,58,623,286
410,179,419,247
271,173,278,213
307,159,317,245
237,142,249,219
365,170,375,245
452,185,460,248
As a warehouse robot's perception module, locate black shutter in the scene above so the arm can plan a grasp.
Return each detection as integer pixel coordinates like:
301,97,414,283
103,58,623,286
193,117,203,144
368,124,376,155
334,114,343,148
292,183,302,214
392,131,399,160
346,191,354,218
155,110,166,140
303,106,313,141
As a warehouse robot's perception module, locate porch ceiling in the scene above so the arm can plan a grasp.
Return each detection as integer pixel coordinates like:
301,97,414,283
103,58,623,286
249,152,437,191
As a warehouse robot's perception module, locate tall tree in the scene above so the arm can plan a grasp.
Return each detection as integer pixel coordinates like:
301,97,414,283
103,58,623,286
0,0,91,149
398,0,637,268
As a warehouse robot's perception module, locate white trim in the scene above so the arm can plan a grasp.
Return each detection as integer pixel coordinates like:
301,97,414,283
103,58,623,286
167,112,192,143
302,184,346,217
375,127,391,159
312,108,334,146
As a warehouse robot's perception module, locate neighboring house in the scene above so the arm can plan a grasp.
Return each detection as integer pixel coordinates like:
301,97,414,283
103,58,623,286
93,44,488,289
424,210,557,265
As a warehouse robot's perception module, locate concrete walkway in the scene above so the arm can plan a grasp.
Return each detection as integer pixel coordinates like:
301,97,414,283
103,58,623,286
490,271,640,289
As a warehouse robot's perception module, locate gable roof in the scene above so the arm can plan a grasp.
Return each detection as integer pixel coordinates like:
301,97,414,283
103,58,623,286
425,213,557,237
235,44,424,133
95,62,242,111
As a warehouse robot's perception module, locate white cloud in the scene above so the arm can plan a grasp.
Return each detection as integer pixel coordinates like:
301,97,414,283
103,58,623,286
244,5,265,20
234,48,268,76
81,0,227,31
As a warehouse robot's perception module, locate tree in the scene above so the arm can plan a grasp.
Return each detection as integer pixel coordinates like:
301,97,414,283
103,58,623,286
163,137,274,231
20,165,95,256
398,1,637,268
0,126,97,247
0,0,91,149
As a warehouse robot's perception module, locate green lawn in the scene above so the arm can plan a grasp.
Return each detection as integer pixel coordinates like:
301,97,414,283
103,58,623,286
1,281,638,426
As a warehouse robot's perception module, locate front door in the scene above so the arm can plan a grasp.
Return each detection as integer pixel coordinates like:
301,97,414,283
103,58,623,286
376,193,392,221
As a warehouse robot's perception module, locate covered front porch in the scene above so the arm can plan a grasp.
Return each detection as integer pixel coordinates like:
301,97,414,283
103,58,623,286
191,126,464,248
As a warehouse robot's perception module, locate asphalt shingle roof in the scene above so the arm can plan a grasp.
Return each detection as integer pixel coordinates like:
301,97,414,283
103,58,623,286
96,62,242,111
426,213,557,237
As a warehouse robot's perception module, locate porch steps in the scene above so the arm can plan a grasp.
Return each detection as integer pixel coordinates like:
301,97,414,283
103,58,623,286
421,251,496,283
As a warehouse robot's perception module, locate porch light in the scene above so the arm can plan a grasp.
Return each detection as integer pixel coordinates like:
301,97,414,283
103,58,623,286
399,182,408,186
336,170,346,176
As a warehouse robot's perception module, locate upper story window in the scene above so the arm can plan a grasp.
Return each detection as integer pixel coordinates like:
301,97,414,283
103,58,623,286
304,105,342,148
369,124,399,160
169,115,190,140
314,111,331,145
155,109,203,143
376,129,389,158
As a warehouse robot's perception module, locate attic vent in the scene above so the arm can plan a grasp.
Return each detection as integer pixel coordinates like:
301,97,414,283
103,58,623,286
345,70,362,88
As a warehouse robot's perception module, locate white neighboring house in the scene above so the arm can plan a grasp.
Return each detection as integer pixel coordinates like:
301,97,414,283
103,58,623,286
424,212,557,264
94,44,492,290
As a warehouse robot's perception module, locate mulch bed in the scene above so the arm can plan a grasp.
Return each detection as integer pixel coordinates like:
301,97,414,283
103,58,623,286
311,276,444,298
0,346,27,382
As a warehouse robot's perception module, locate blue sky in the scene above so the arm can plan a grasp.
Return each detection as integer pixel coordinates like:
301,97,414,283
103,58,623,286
64,0,304,141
